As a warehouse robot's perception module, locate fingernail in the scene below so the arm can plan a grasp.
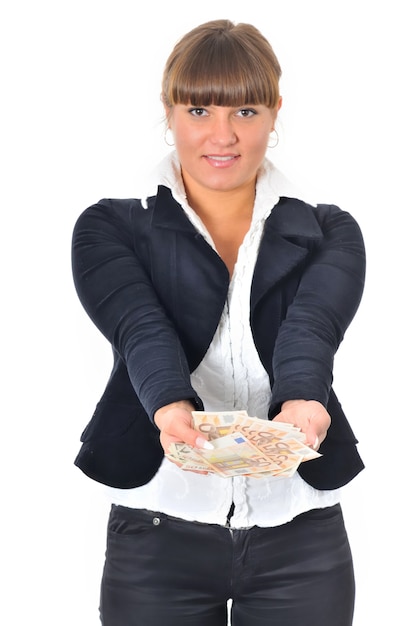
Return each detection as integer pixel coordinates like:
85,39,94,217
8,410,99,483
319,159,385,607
313,436,319,450
196,437,214,450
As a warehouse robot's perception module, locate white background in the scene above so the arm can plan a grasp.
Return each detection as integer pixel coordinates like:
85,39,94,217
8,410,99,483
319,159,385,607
1,1,415,624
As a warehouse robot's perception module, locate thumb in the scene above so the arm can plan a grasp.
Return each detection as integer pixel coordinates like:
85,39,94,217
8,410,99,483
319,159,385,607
195,436,214,450
170,412,213,449
155,406,214,451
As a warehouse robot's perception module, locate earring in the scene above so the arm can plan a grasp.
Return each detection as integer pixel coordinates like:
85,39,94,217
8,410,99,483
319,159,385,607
268,129,279,148
164,127,175,146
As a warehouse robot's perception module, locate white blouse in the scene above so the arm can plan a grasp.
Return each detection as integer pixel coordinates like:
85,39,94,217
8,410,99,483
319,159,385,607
105,153,341,528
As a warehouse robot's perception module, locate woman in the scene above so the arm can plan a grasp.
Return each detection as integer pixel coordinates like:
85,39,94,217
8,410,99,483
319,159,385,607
72,19,366,626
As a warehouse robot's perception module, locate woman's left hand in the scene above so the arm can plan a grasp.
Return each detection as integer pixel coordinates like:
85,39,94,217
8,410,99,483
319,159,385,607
274,400,331,451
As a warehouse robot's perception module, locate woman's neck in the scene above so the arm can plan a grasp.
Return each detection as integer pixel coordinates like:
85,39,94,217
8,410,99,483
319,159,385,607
184,180,256,277
184,176,256,223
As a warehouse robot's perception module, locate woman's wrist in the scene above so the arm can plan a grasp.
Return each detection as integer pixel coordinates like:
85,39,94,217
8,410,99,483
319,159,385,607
154,400,194,429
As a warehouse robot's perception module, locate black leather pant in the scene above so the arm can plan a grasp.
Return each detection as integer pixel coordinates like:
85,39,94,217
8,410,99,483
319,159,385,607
100,503,355,625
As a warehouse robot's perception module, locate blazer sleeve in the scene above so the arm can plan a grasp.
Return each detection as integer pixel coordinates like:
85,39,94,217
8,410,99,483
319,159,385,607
71,198,203,421
269,204,366,415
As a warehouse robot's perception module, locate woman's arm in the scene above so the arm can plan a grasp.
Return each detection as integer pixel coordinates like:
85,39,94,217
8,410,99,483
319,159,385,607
270,204,366,426
72,198,203,422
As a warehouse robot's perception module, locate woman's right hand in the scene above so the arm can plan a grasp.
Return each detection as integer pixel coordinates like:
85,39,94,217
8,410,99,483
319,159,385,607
154,401,213,458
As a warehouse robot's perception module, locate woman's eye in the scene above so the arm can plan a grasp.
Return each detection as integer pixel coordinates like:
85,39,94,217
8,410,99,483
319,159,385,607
189,108,207,117
237,108,256,118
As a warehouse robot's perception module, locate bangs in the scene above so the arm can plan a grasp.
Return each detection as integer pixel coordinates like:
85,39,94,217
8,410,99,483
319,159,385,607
164,35,280,109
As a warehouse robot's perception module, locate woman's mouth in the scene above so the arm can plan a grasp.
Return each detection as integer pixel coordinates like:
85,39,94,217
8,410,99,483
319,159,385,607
204,155,240,167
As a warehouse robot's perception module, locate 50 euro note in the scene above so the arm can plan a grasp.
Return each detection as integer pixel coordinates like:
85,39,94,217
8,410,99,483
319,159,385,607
191,411,321,477
168,431,278,477
167,411,322,478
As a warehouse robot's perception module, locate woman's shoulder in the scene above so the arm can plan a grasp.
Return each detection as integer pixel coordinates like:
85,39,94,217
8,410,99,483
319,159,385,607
81,195,154,217
73,194,157,233
279,195,360,226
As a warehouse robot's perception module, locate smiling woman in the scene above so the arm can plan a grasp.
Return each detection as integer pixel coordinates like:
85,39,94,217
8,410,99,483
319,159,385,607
72,18,366,626
160,23,283,273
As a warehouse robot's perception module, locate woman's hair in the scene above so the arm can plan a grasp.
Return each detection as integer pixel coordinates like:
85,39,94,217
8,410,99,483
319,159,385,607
162,20,282,110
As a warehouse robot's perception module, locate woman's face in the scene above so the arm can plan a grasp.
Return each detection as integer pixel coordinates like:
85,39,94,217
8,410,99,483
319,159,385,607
165,101,281,196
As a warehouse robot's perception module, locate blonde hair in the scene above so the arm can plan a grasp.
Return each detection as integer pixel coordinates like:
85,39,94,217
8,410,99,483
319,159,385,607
162,19,282,110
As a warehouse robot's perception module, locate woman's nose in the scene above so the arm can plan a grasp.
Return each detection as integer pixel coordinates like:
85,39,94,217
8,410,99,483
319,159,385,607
209,117,237,146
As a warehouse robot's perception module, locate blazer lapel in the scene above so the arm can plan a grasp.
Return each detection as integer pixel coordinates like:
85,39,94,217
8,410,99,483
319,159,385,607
251,197,323,309
148,184,230,371
151,185,198,233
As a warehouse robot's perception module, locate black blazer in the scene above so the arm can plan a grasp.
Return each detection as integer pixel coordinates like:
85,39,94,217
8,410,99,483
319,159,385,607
72,185,366,490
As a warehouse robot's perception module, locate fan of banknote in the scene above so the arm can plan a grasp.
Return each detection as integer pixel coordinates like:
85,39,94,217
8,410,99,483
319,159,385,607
167,410,321,478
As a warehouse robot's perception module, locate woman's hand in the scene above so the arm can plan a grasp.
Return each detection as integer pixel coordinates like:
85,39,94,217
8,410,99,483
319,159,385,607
154,401,213,468
274,400,331,451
